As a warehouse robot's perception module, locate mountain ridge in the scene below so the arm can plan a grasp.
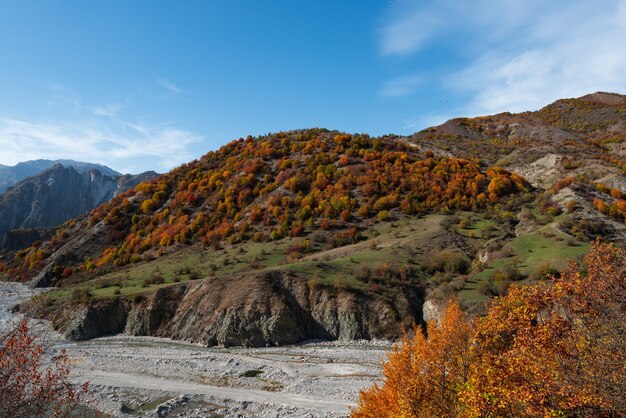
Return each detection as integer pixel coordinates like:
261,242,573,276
0,164,157,249
0,159,122,194
7,91,626,347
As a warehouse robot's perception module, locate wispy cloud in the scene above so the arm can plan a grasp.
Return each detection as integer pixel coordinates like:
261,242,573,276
91,103,123,117
378,0,626,114
378,5,441,56
380,75,422,97
448,0,626,115
43,82,83,113
0,117,203,172
155,77,184,94
399,112,458,133
378,0,541,57
0,84,203,173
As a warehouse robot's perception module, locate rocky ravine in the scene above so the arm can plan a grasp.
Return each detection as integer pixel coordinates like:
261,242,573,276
24,270,424,347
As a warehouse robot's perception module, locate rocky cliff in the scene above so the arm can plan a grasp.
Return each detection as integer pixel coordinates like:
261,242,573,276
29,270,424,347
0,164,156,248
0,159,121,194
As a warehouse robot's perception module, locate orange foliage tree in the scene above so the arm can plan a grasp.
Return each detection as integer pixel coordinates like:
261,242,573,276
352,300,473,418
353,242,625,417
0,319,88,417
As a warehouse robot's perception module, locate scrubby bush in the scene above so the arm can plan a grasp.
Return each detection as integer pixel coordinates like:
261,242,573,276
131,294,144,304
71,288,92,304
479,280,491,296
422,250,470,275
356,266,372,282
0,320,89,417
536,261,559,279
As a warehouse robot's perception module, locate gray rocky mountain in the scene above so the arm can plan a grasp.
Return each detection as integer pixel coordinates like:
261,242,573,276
0,159,121,194
0,164,156,249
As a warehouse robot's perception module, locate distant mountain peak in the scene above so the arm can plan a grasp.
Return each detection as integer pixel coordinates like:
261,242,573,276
53,159,121,177
0,164,157,249
0,159,122,194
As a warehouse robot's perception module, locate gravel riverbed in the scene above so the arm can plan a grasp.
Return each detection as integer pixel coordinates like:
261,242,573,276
1,282,390,417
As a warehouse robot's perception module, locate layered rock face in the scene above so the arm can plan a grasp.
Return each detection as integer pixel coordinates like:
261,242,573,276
0,164,156,248
47,270,424,347
0,159,121,194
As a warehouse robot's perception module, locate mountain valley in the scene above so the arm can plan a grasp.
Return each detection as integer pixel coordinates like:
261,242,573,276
3,92,625,349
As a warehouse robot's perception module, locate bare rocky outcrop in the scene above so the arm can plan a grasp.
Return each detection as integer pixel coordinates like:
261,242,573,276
62,298,131,340
125,285,188,336
508,153,623,191
551,185,626,242
159,271,421,346
422,299,443,326
0,159,121,194
0,164,157,250
37,270,425,347
595,174,626,194
510,154,565,189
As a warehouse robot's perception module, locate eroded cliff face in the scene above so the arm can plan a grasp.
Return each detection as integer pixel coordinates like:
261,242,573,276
31,270,424,347
0,164,157,250
63,297,131,340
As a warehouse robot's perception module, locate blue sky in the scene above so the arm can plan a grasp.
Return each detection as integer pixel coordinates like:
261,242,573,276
0,0,625,173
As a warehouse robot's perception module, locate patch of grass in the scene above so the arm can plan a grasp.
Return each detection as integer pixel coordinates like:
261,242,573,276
47,236,313,300
43,213,457,302
505,227,589,274
284,215,448,290
455,213,504,240
460,225,590,303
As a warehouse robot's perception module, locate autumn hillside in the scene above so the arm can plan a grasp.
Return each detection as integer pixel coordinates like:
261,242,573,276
4,92,626,347
4,129,528,284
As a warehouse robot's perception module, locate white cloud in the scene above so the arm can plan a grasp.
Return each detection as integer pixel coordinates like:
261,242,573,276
0,116,203,173
378,0,546,57
379,4,441,56
155,77,184,94
0,82,204,173
91,103,123,117
451,1,626,115
379,0,626,114
380,75,422,97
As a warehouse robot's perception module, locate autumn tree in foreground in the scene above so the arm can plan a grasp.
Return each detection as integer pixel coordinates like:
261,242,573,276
0,319,88,418
352,243,625,418
354,301,473,418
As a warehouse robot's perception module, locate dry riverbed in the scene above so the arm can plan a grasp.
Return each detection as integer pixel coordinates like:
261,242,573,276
1,282,389,417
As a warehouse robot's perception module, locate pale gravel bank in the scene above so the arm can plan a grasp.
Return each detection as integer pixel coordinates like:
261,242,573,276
1,282,389,417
